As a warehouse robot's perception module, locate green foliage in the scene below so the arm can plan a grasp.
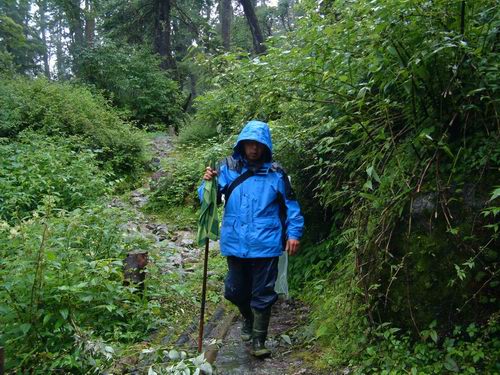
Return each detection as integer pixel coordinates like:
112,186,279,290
0,134,110,222
148,140,229,212
77,43,184,129
0,77,147,176
0,196,214,372
177,119,219,145
301,251,370,366
354,317,500,374
188,0,500,370
301,250,500,374
0,2,43,75
0,202,150,371
482,187,500,234
0,15,26,72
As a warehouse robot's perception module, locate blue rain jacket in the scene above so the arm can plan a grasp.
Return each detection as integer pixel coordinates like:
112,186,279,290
198,120,304,258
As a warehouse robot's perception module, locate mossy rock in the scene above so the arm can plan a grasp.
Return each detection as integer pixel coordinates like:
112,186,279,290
377,182,499,334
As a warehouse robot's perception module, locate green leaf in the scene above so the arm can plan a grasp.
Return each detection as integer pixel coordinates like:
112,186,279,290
43,313,52,325
430,330,438,343
281,334,292,345
441,144,454,159
19,323,31,335
444,356,459,372
490,187,500,201
60,309,69,320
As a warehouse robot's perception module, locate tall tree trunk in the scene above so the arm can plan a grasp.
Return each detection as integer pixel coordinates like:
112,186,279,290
154,0,175,70
84,0,95,47
63,0,84,75
68,0,84,48
55,19,66,79
38,0,51,78
287,0,294,30
220,0,232,50
239,0,266,54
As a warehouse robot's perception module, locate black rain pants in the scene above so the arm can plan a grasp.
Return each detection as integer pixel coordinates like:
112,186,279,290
224,255,279,311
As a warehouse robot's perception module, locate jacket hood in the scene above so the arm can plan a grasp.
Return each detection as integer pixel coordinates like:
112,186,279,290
233,120,273,162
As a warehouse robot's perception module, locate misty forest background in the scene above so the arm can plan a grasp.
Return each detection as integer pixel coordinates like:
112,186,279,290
0,0,499,373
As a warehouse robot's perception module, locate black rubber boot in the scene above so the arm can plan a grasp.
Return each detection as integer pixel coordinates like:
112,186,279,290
238,305,253,342
251,307,272,358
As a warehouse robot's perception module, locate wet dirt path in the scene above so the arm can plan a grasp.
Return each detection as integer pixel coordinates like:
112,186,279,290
111,135,202,280
215,298,316,375
114,134,319,374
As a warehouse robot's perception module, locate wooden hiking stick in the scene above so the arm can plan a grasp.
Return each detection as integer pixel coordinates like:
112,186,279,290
198,238,210,353
0,346,4,375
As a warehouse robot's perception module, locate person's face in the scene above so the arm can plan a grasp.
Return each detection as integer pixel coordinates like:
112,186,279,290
243,140,265,162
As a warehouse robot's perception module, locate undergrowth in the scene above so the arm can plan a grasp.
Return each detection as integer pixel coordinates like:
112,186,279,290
0,76,147,177
180,0,499,372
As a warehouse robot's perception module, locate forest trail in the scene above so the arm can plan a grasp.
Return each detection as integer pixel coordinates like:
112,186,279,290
214,298,317,375
110,134,201,280
118,134,320,374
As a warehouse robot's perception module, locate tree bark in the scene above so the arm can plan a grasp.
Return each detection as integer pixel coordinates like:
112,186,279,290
55,19,66,79
239,0,266,54
38,0,51,78
84,0,95,47
123,251,148,296
154,0,175,70
61,0,84,75
220,0,232,50
68,0,84,49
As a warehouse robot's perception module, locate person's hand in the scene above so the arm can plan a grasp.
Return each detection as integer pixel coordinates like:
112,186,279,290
203,166,218,181
286,239,300,256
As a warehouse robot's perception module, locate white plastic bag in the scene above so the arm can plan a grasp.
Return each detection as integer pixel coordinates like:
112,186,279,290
274,251,289,299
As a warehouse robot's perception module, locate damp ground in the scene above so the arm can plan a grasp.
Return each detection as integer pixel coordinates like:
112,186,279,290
110,133,323,374
214,298,319,375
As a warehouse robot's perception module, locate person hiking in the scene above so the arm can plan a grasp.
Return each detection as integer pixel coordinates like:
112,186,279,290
199,120,304,357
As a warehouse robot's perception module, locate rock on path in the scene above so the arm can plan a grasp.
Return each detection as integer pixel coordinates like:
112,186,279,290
109,134,199,279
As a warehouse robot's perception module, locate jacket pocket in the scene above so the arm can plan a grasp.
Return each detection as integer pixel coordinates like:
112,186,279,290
249,217,282,249
220,216,238,249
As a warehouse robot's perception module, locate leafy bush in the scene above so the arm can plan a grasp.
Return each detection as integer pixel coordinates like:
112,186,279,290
77,43,184,129
0,203,147,371
188,0,499,370
354,317,500,374
0,77,147,175
0,199,204,372
177,119,219,145
301,252,500,374
0,134,110,222
148,141,228,211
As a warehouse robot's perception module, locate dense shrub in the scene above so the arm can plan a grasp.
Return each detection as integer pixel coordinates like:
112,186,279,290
177,119,219,145
77,43,184,129
0,199,204,372
148,141,227,210
0,204,149,371
0,77,147,175
0,134,110,222
187,0,499,371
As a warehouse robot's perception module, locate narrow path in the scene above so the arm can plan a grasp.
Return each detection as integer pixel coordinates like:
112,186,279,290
215,298,315,375
110,135,200,280
112,133,319,374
